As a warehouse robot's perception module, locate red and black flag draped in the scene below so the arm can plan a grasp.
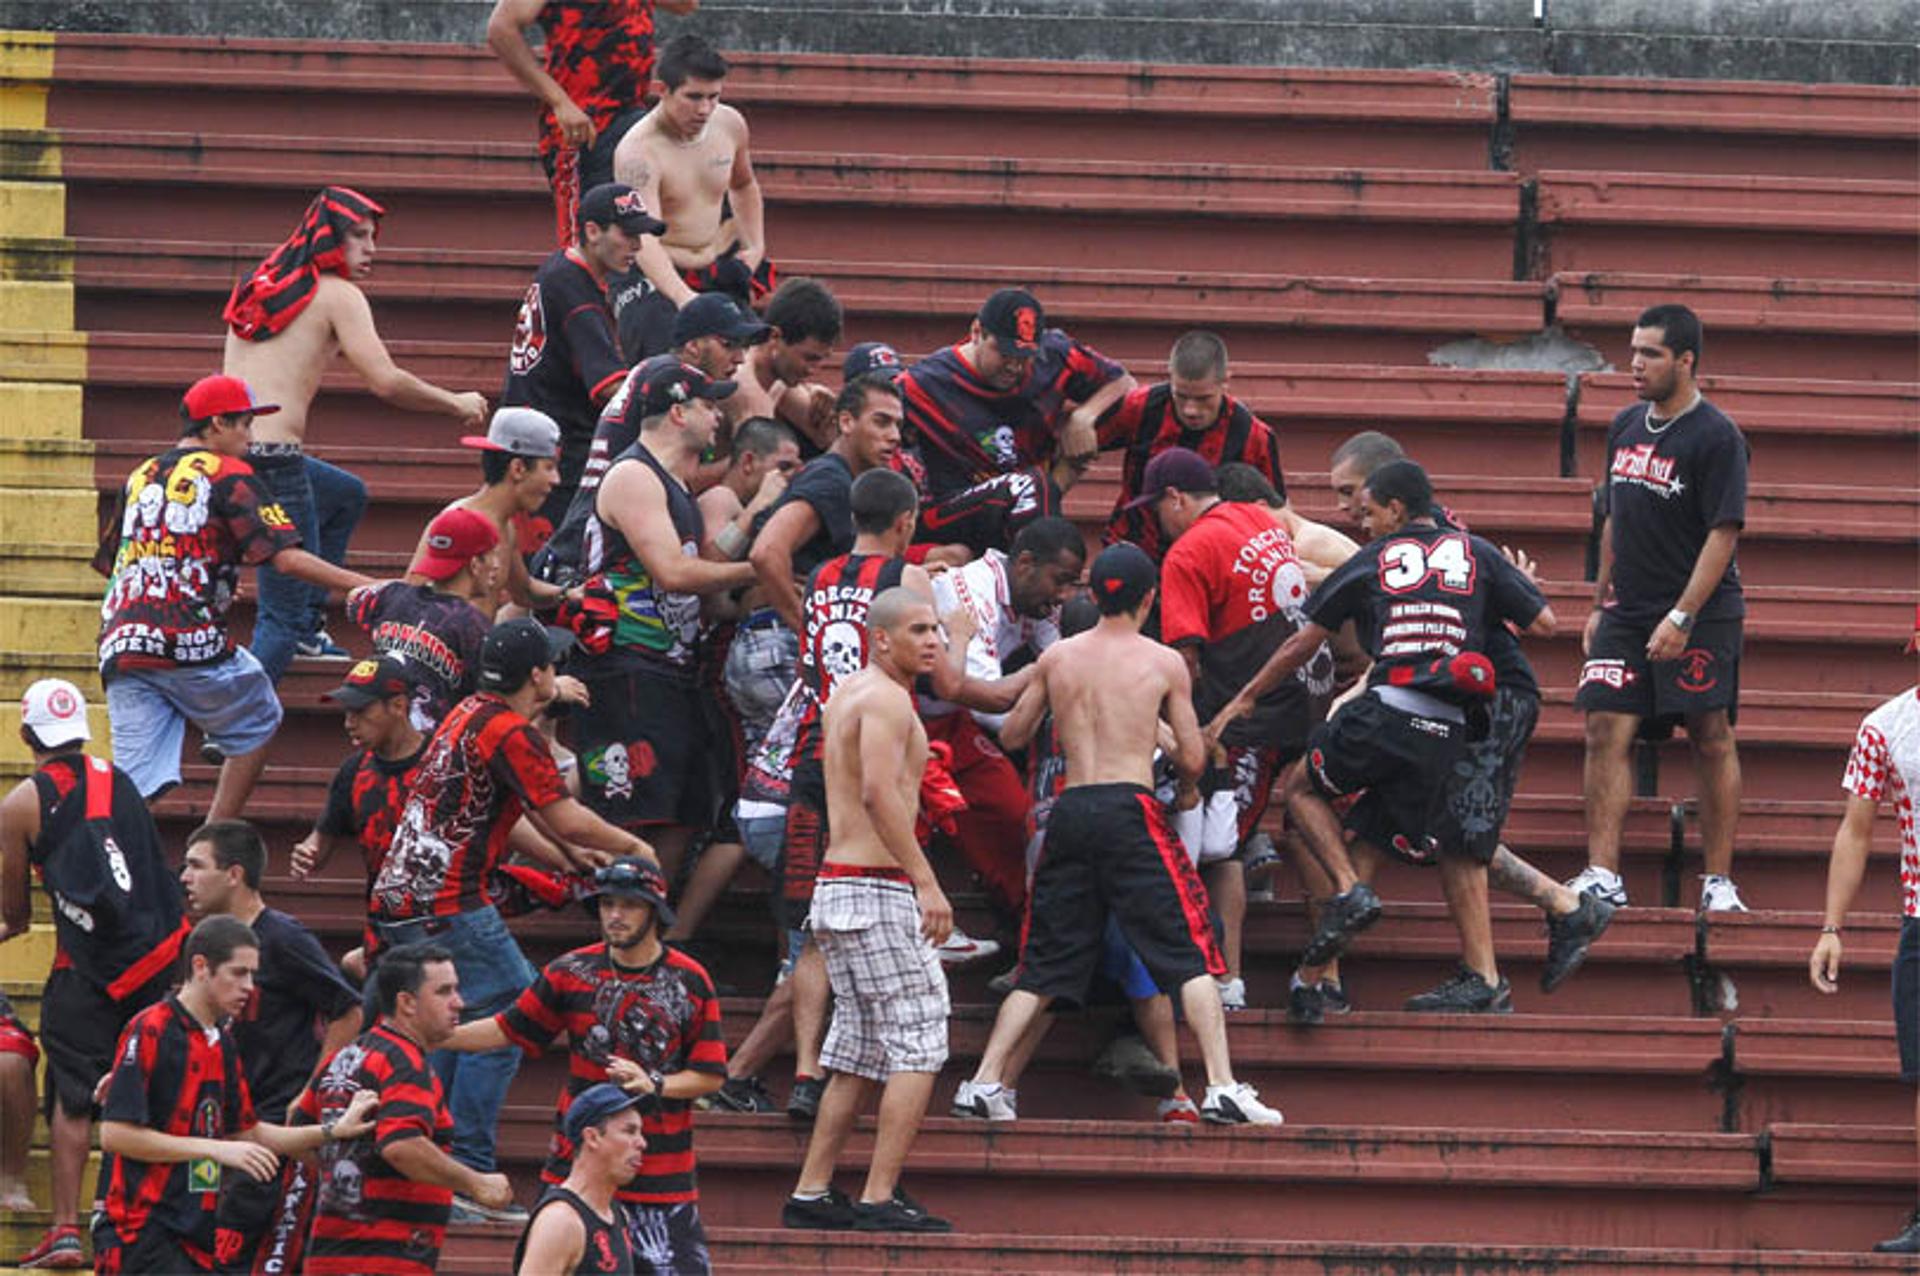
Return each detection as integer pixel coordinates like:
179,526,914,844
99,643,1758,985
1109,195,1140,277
222,186,386,341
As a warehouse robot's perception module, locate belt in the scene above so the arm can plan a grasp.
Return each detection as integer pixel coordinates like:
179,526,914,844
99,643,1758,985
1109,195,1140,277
246,441,304,457
818,863,912,885
739,609,785,632
1372,684,1465,724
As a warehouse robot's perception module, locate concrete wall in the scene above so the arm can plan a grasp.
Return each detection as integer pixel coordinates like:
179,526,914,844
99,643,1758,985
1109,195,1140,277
2,0,1913,84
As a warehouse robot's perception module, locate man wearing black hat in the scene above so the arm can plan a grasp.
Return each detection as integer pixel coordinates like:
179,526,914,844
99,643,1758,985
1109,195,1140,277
448,858,726,1274
511,1083,647,1276
503,181,669,532
570,363,756,877
369,618,653,1207
897,287,1134,503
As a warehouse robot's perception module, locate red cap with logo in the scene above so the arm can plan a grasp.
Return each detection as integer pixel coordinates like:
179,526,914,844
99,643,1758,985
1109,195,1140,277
182,374,281,421
414,508,500,581
21,678,89,748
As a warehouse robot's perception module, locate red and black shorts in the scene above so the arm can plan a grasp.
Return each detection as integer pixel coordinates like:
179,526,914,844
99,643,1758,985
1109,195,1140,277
577,662,723,832
0,991,36,1067
1310,690,1470,866
1016,782,1227,1008
780,757,830,933
93,1219,211,1274
1574,611,1742,737
39,966,170,1119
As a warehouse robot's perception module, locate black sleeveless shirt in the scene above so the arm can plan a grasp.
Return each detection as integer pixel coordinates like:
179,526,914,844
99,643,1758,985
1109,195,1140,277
580,438,707,673
512,1185,634,1275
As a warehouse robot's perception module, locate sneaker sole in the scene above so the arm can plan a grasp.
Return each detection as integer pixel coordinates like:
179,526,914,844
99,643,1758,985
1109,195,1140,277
1300,897,1382,967
1540,903,1617,993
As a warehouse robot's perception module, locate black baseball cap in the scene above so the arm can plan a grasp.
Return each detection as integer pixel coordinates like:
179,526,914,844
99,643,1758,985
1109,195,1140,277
478,618,574,692
1123,446,1217,510
978,287,1045,359
636,361,739,418
672,293,770,348
563,1082,646,1147
584,856,676,926
322,655,414,709
579,183,668,237
843,341,904,382
1089,542,1156,615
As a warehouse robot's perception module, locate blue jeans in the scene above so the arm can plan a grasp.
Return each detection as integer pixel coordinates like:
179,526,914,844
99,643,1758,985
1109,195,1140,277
249,449,367,682
372,906,534,1174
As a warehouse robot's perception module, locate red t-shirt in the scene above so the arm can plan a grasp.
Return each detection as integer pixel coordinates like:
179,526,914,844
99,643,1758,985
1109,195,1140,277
1097,384,1287,561
370,695,568,921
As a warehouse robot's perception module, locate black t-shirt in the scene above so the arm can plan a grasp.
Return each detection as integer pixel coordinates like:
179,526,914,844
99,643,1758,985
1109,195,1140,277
1433,506,1539,698
914,464,1064,558
231,908,361,1121
501,248,627,445
346,583,490,731
755,451,854,581
1601,397,1748,625
317,745,426,891
1307,523,1547,700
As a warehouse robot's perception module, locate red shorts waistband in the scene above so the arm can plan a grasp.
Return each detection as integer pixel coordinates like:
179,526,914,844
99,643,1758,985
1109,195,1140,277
818,863,912,884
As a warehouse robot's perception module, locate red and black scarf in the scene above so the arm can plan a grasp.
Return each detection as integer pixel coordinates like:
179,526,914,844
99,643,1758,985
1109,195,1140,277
222,185,386,341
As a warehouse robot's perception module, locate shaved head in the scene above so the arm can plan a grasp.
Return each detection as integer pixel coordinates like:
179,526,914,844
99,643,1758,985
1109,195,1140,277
869,586,934,634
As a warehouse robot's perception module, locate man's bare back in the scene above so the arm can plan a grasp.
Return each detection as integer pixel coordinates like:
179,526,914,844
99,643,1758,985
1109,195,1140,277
222,277,351,443
821,665,928,871
614,104,748,269
1033,623,1203,790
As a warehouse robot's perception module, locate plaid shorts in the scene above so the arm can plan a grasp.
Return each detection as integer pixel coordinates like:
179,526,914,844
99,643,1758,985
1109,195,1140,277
813,873,949,1080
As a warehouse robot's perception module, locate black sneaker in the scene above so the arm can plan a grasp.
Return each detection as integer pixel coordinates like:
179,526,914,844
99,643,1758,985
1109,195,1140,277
782,1186,856,1230
1091,1032,1180,1098
787,1075,825,1122
709,1074,778,1113
853,1188,952,1233
1405,966,1513,1014
1286,979,1327,1025
1874,1208,1920,1253
1300,883,1382,967
1319,980,1352,1015
1540,893,1616,993
199,740,226,766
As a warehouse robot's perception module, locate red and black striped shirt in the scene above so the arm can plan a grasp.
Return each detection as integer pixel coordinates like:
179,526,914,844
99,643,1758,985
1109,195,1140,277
295,1022,454,1276
317,744,426,893
497,943,726,1204
99,996,257,1263
1097,382,1288,560
793,552,908,764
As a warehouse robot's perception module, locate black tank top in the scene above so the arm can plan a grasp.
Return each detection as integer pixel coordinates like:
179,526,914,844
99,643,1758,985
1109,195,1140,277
511,1186,634,1275
580,438,707,672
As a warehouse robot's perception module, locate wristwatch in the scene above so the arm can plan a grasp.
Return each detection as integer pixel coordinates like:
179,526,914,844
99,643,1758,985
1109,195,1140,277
1666,607,1695,633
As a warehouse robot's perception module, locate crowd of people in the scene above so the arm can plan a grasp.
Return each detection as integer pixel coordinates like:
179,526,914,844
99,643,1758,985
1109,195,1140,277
1,0,1916,1271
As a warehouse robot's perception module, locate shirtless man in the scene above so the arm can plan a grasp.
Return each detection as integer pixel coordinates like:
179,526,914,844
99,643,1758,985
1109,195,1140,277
780,587,955,1234
415,407,568,614
611,34,771,361
961,543,1284,1126
725,278,842,452
223,186,489,680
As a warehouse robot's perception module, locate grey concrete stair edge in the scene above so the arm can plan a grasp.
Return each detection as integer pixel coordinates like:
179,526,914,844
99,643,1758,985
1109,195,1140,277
2,0,1914,85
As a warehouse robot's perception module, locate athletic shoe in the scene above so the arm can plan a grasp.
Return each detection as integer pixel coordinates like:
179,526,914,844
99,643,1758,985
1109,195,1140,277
1091,1032,1180,1098
198,739,226,766
1242,832,1281,883
853,1187,952,1233
782,1185,856,1230
1300,883,1382,967
950,1078,1017,1120
1700,874,1749,913
1541,893,1616,992
450,1193,529,1225
1564,865,1629,908
987,967,1018,996
1158,1095,1200,1124
936,928,1001,967
1216,975,1247,1011
1405,966,1514,1014
1319,980,1352,1015
18,1225,85,1269
787,1075,825,1122
294,630,352,659
708,1074,778,1113
1200,1081,1284,1126
1874,1208,1920,1253
1287,978,1327,1025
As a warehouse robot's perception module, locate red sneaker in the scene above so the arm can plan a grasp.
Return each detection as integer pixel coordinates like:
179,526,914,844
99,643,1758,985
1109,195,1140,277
19,1224,86,1270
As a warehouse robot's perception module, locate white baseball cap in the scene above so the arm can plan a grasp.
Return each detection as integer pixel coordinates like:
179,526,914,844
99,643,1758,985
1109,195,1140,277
21,678,89,748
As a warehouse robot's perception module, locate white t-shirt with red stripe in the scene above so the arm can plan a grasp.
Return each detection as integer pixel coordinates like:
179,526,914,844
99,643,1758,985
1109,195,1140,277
1841,687,1920,917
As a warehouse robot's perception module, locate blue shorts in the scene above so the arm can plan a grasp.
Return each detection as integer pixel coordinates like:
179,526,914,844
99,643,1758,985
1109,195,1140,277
1101,916,1159,1002
105,648,282,798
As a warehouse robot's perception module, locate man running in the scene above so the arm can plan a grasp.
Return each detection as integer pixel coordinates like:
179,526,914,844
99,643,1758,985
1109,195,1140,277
350,507,498,731
962,544,1282,1127
223,187,488,675
512,1083,648,1275
425,407,567,612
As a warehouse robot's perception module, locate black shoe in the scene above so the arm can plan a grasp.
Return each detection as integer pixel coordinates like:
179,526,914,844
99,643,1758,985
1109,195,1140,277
1091,1032,1180,1098
199,740,226,766
1405,966,1514,1014
710,1075,778,1114
1874,1208,1920,1253
853,1188,952,1233
782,1186,856,1230
1319,980,1351,1015
787,1075,825,1122
1541,893,1616,993
1300,884,1382,967
1286,979,1326,1025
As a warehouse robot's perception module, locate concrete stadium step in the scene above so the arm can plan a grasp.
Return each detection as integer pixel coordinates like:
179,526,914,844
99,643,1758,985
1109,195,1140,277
1732,1020,1912,1129
24,130,1525,278
1532,169,1919,282
1507,75,1920,183
1550,271,1920,383
38,38,1505,171
1699,911,1908,1021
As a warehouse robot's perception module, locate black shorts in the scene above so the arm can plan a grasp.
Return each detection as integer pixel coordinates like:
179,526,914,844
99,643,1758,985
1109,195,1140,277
1575,611,1742,735
1310,690,1468,866
1896,916,1919,1085
576,663,721,831
39,966,169,1119
1442,686,1539,864
780,757,829,932
1016,782,1227,1008
94,1219,209,1274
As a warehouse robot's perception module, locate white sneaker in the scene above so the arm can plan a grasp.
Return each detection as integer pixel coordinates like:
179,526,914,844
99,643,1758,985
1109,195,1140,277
1564,865,1628,908
951,1079,1017,1121
937,928,1001,968
1201,1082,1283,1126
1699,874,1749,913
1215,976,1247,1011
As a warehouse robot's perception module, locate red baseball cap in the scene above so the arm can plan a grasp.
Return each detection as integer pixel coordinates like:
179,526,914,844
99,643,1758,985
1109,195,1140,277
182,374,280,421
414,508,500,581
